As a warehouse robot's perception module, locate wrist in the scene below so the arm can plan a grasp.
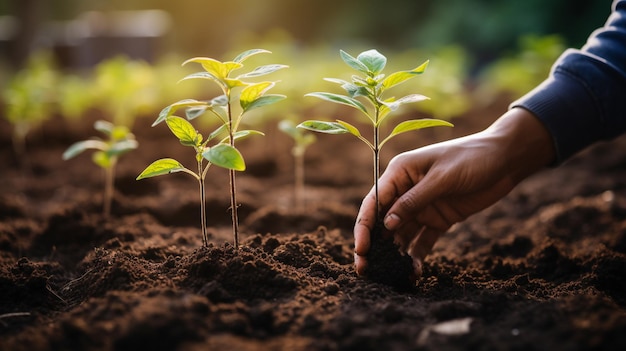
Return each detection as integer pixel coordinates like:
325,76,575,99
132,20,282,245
485,107,556,183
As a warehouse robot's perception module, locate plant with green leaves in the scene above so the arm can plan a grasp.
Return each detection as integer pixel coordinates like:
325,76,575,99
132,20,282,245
2,51,58,168
278,119,316,210
63,120,138,218
137,49,287,249
298,49,453,222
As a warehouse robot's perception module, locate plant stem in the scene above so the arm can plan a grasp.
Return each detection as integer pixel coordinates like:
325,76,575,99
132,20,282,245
103,160,115,218
373,96,381,222
227,98,240,250
373,124,380,221
198,159,208,247
294,147,305,211
230,169,239,249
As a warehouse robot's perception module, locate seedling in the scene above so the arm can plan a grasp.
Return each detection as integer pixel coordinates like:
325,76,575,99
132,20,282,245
299,49,453,219
137,49,287,249
2,52,58,168
63,120,138,218
278,119,316,210
299,49,453,288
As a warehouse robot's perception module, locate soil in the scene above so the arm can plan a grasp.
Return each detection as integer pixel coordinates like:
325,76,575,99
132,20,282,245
2,99,626,351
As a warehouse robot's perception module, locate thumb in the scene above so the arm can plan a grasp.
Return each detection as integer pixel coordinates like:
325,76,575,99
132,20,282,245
383,173,443,231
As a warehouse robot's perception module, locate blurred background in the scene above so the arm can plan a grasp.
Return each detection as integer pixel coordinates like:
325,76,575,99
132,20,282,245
0,0,609,68
0,0,613,142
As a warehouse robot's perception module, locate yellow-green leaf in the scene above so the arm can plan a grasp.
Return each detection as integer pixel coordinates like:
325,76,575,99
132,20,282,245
240,82,273,110
297,120,349,134
153,99,206,126
136,158,187,180
381,60,429,90
380,118,453,148
182,57,242,80
166,116,202,147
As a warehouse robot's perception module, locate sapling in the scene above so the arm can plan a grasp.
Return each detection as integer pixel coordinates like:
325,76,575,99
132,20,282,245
278,119,316,210
63,120,138,218
137,49,287,249
298,49,453,288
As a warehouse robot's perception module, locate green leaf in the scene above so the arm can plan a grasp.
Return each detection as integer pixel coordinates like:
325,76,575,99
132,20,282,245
324,78,367,98
62,139,108,160
380,94,430,118
107,139,138,157
357,49,387,75
203,144,245,171
225,78,247,89
237,64,288,79
166,116,202,147
335,119,362,138
153,99,206,126
240,82,273,110
297,120,350,134
186,95,228,121
304,92,368,115
111,125,132,141
185,106,208,120
336,119,374,150
233,49,270,63
243,95,286,113
207,124,228,142
324,78,350,86
222,130,264,144
235,130,265,139
380,118,454,148
340,50,369,74
92,151,111,169
136,158,187,180
178,71,223,88
183,57,242,80
381,60,429,90
94,120,114,136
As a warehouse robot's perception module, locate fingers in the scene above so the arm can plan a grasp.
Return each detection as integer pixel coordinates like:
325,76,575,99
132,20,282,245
383,170,444,232
353,188,377,275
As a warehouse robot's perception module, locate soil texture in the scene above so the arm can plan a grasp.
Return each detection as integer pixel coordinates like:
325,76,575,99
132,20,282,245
2,101,626,351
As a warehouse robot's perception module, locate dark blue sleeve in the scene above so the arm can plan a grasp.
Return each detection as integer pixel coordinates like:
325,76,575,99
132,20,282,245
510,0,626,164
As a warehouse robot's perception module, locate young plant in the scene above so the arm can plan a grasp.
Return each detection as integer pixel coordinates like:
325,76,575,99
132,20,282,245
298,49,453,288
63,120,138,218
137,49,287,249
278,119,316,210
2,52,58,168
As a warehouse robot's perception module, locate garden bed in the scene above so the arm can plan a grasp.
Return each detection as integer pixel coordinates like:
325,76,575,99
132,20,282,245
2,100,626,350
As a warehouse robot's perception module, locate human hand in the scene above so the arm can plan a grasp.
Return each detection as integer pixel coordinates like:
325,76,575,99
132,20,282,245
354,108,555,277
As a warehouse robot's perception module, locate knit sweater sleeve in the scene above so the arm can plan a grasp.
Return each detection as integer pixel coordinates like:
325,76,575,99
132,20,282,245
510,0,626,164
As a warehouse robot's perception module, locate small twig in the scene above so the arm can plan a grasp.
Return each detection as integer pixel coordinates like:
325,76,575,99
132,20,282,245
0,312,31,327
61,268,94,292
46,282,67,305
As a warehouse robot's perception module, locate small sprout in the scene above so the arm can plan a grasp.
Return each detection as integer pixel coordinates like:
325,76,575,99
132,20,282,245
138,49,287,249
2,51,58,169
63,120,138,218
278,119,316,210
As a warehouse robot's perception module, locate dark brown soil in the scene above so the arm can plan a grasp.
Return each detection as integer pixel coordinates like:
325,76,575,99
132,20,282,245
2,99,626,351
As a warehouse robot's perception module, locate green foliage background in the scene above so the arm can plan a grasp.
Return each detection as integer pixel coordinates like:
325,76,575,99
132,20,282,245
0,0,610,67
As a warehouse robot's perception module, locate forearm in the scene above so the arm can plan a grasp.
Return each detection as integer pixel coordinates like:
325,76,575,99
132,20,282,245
511,0,626,163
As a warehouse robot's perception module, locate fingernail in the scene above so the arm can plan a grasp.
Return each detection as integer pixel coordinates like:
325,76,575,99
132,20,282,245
384,213,400,230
